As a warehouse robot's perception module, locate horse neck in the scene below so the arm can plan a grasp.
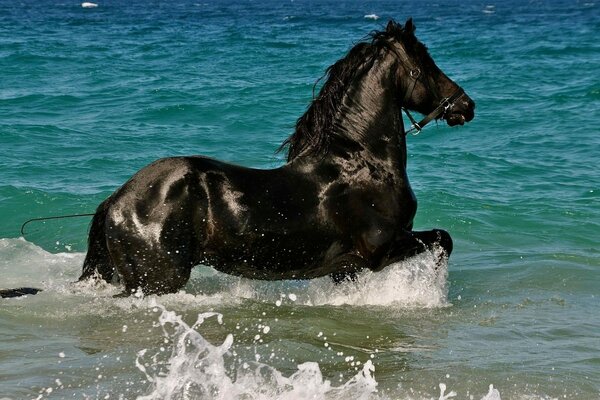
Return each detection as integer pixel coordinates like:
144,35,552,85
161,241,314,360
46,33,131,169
326,55,407,168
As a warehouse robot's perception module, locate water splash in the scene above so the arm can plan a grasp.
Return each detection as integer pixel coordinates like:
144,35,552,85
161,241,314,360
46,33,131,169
135,302,504,400
480,384,502,400
207,245,451,308
136,301,379,400
438,382,457,399
306,246,450,307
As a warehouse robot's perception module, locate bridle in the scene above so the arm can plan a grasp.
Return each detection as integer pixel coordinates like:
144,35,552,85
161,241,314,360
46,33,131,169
386,41,465,136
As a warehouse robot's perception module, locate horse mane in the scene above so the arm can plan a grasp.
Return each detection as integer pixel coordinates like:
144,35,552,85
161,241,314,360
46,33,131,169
280,19,421,162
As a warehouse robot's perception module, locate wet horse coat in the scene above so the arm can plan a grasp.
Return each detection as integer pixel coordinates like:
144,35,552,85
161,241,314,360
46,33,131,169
79,20,475,295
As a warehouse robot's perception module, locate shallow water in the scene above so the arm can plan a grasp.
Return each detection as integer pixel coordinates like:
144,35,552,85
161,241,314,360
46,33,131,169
1,0,599,398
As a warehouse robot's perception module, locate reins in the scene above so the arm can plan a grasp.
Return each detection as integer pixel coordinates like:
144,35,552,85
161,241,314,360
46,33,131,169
386,41,465,136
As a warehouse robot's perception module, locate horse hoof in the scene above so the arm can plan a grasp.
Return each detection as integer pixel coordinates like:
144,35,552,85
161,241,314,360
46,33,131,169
435,230,453,257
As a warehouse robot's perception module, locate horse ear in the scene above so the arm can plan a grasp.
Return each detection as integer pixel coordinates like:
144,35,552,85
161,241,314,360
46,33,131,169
405,18,416,34
386,20,396,33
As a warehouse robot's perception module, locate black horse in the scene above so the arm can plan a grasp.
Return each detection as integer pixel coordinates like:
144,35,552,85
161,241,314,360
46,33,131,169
78,19,475,296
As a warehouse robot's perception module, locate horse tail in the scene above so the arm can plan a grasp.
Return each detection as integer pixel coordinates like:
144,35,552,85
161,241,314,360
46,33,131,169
79,198,116,283
2,200,116,299
0,287,42,299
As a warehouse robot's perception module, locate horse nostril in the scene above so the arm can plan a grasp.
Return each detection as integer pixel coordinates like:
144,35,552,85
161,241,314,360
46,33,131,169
454,97,475,122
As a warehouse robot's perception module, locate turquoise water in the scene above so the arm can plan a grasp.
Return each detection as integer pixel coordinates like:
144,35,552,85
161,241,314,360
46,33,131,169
1,0,599,398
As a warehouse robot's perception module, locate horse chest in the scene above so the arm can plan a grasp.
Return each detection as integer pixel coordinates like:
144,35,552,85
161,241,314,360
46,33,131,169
320,161,417,231
400,174,418,228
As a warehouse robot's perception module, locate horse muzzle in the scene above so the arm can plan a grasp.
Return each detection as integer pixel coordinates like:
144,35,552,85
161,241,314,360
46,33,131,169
402,88,475,134
444,95,475,126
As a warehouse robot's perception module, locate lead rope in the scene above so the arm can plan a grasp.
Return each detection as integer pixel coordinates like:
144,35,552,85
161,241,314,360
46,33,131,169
20,213,95,237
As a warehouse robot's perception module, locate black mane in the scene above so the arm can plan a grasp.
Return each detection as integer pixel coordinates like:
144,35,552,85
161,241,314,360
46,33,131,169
281,19,421,162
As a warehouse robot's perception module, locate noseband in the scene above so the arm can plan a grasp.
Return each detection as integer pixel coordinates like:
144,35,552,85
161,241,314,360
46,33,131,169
387,42,465,135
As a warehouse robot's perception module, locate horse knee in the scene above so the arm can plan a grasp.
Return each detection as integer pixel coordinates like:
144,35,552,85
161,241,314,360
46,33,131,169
330,270,358,284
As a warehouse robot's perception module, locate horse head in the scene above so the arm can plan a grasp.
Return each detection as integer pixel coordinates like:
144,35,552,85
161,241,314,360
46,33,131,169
382,19,475,129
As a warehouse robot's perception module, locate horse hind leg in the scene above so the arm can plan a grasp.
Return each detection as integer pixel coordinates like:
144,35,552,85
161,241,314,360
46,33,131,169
108,244,194,296
106,218,197,296
144,250,194,295
108,243,194,296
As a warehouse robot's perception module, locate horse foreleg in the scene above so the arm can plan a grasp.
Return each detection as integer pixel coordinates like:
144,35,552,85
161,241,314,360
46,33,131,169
327,253,370,284
376,229,453,271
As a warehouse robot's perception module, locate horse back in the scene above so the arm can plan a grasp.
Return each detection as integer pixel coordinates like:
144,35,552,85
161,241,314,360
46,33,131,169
104,156,338,279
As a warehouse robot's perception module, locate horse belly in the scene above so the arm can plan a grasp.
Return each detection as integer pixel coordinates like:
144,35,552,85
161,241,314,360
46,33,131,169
204,227,339,280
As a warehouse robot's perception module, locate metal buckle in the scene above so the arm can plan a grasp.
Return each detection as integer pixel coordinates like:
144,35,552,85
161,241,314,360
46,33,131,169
409,124,422,136
441,98,452,113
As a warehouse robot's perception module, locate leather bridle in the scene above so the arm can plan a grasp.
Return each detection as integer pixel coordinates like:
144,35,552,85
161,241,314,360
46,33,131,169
386,41,465,135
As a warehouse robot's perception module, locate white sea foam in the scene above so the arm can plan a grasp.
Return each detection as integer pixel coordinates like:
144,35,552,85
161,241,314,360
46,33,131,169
307,246,450,307
483,5,496,14
81,2,98,8
0,237,82,290
215,245,451,308
1,238,450,309
364,14,380,20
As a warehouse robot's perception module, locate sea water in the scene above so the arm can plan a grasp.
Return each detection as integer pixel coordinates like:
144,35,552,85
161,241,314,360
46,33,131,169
1,0,599,398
